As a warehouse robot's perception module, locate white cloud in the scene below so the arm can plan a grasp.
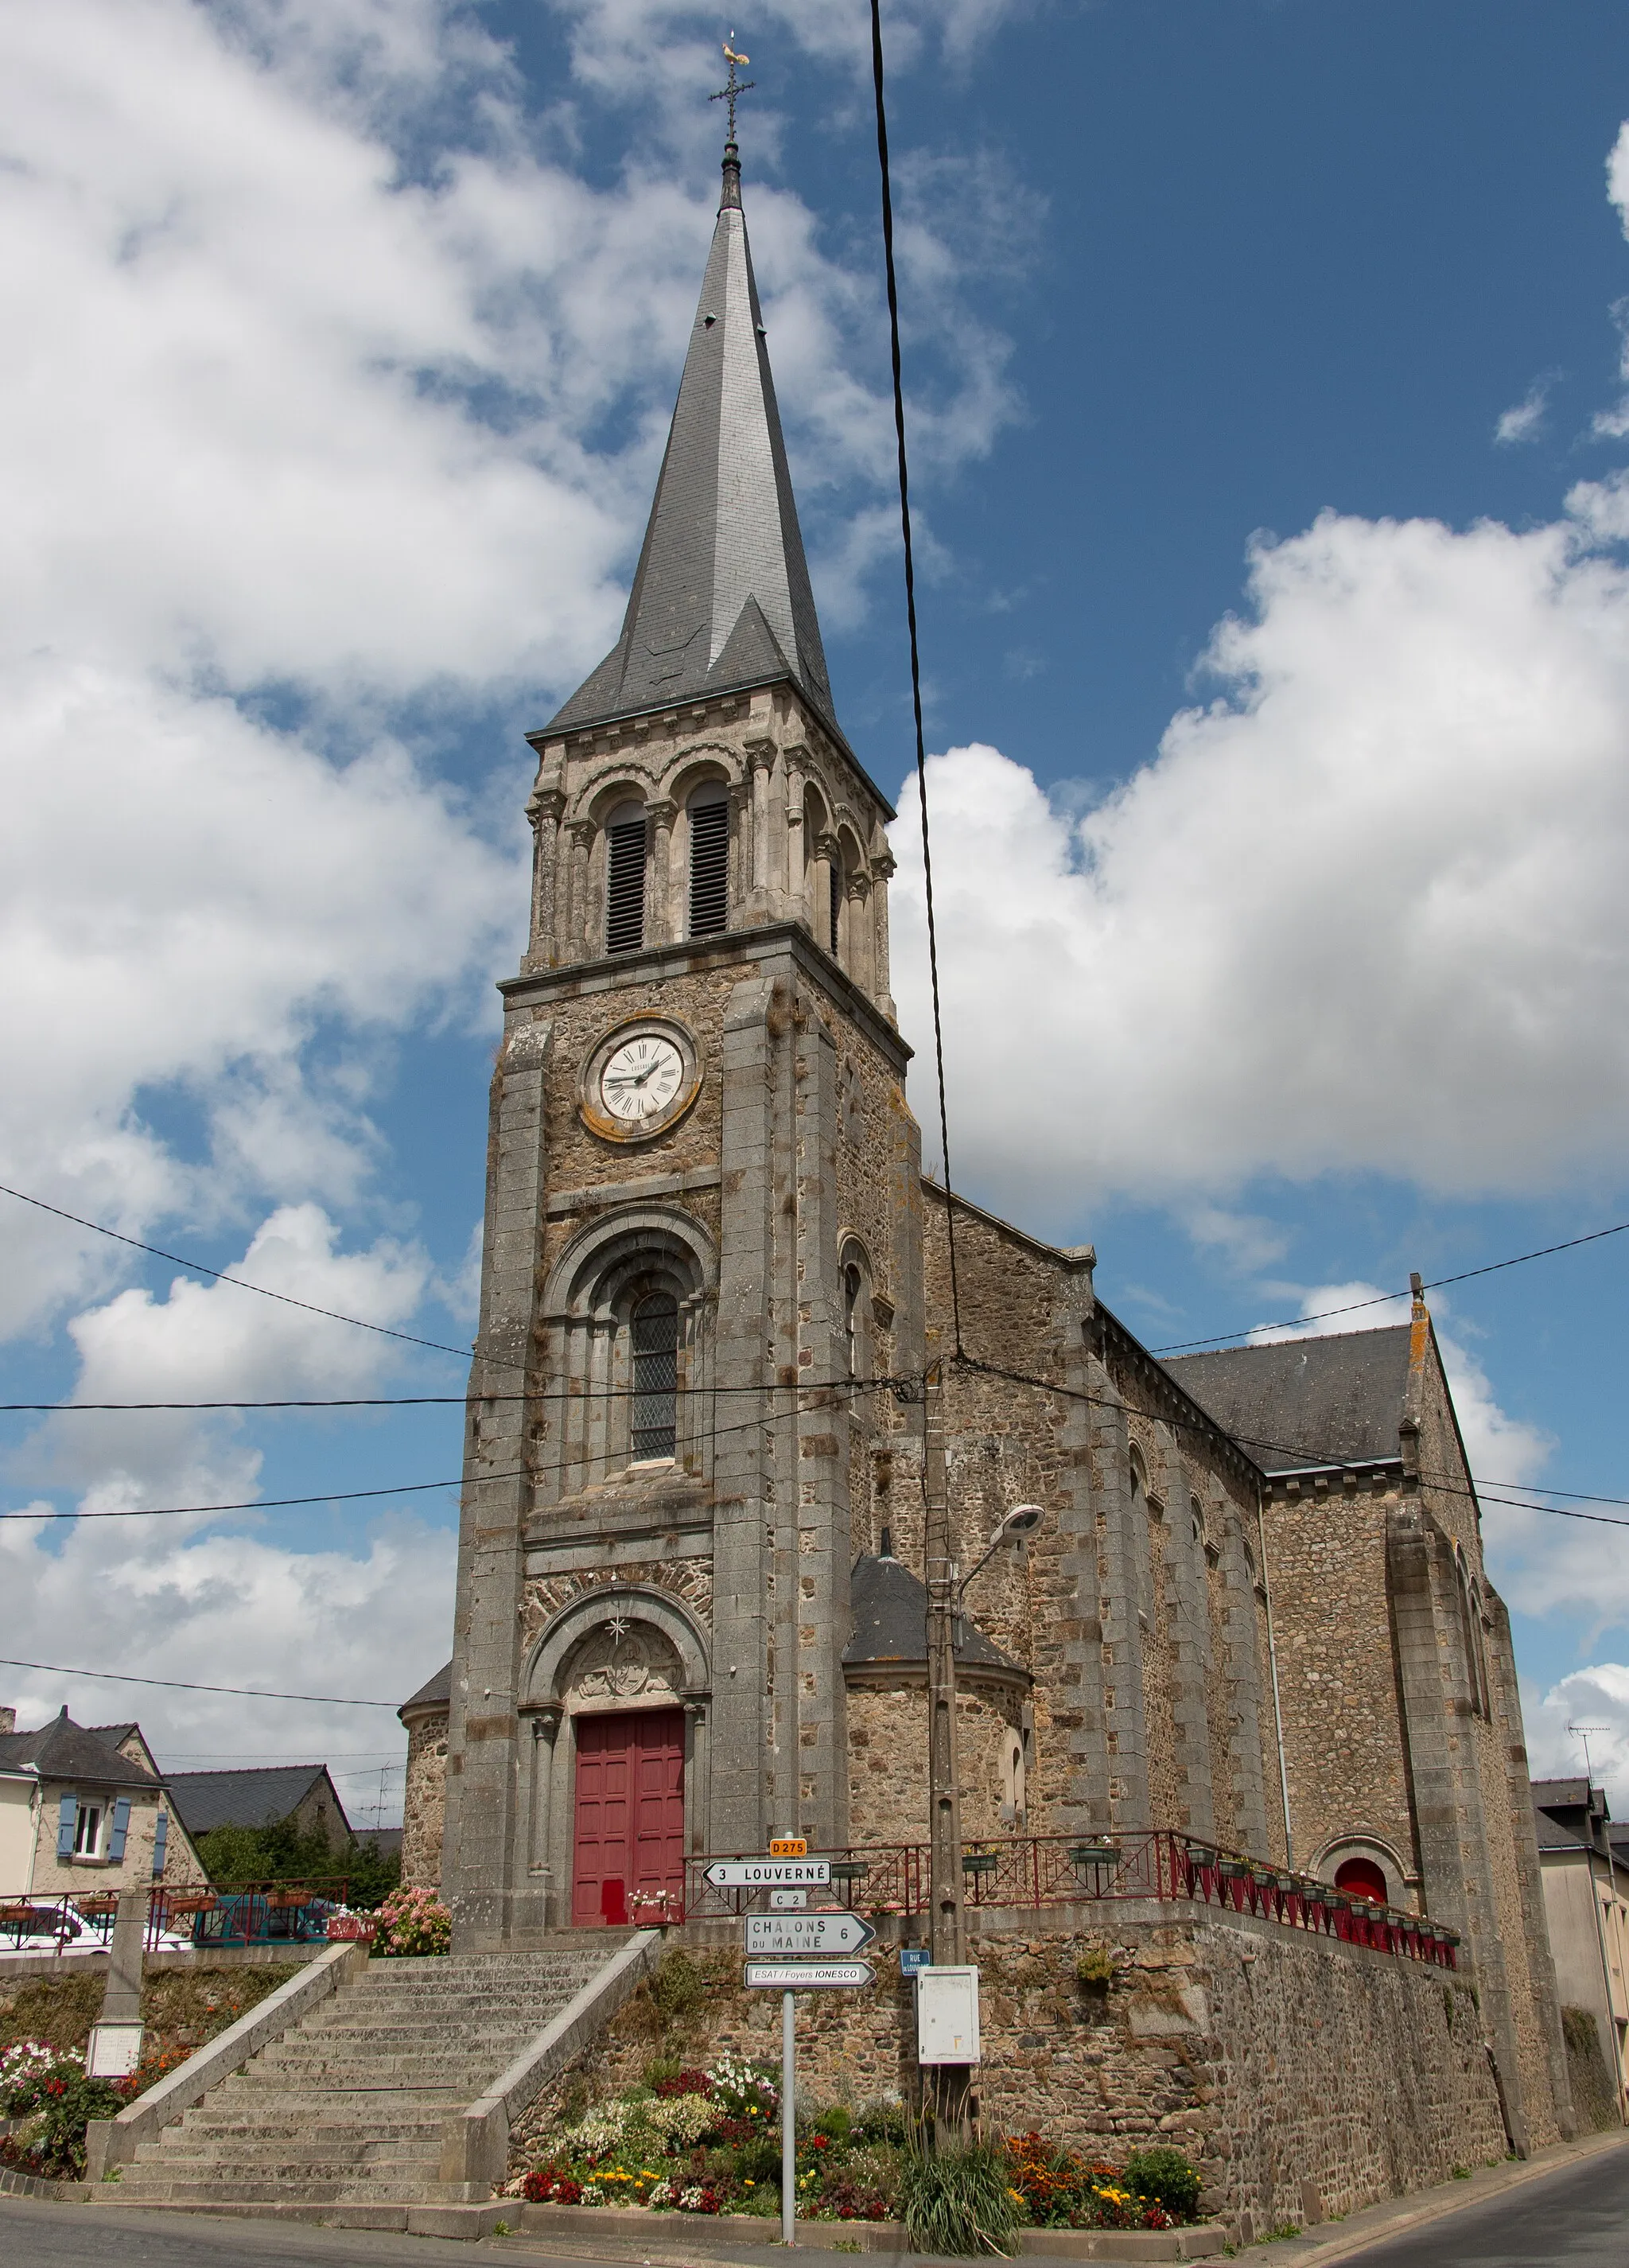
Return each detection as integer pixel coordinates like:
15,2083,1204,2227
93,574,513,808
0,659,518,1336
1523,1667,1629,1812
0,1507,451,1814
0,1208,458,1794
1495,375,1553,445
890,500,1629,1217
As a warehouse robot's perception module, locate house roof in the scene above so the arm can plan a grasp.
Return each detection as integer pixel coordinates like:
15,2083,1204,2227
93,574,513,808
165,1765,346,1839
1163,1326,1414,1476
843,1552,1026,1680
400,1661,452,1720
0,1709,160,1791
543,143,857,784
1533,1778,1612,1858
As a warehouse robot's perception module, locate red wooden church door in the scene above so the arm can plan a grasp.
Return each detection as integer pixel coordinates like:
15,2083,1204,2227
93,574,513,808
571,1708,686,1925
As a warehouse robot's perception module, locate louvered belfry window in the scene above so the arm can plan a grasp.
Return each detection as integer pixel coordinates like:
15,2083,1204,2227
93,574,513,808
632,1293,679,1457
689,794,729,936
829,858,842,955
605,811,648,954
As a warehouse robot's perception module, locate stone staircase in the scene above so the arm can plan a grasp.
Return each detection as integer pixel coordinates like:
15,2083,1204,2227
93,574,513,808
103,1946,610,2216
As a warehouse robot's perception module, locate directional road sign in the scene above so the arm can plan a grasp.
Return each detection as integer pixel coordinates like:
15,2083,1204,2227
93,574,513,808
745,1960,874,1991
745,1912,877,1957
704,1858,831,1888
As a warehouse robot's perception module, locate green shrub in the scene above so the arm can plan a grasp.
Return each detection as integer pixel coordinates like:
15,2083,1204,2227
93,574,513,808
1075,1947,1116,1990
853,2099,909,2147
899,2132,1022,2257
650,1951,705,2023
1125,2147,1202,2220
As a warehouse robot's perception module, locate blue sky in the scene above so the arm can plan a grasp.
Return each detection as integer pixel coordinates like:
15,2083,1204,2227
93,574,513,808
3,0,1629,1824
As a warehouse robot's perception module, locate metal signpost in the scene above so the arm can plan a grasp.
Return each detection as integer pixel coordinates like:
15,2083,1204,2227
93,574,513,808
738,1850,876,2246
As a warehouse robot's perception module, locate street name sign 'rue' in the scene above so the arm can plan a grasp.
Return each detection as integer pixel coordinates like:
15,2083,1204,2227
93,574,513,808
744,1961,874,1990
745,1912,877,1956
704,1858,832,1887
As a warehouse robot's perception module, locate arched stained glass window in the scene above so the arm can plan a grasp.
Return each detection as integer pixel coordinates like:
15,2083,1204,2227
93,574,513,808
632,1293,679,1457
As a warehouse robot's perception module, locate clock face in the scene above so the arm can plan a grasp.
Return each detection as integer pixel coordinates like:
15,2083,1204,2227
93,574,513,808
600,1033,685,1124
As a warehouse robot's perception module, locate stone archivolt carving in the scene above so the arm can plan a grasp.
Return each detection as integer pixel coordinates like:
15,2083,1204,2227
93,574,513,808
569,1617,682,1711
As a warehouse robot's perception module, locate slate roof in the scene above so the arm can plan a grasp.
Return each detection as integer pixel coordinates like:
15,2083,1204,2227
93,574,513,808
546,146,838,751
165,1765,344,1838
0,1708,159,1791
843,1552,1026,1680
1164,1326,1414,1476
400,1661,452,1719
1532,1778,1612,1858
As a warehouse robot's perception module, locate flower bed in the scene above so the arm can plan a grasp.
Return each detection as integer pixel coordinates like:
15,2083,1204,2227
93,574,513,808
0,2041,134,2179
511,2059,1203,2239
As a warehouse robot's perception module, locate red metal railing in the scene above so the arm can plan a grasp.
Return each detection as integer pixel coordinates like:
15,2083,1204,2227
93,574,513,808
679,1832,1458,1968
0,1880,364,1956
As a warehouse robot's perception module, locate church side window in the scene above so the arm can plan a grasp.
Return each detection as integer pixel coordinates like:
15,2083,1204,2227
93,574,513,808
688,790,729,936
844,1262,863,1376
605,804,648,954
631,1293,679,1457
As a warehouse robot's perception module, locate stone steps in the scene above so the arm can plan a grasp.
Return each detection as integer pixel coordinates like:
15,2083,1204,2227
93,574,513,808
106,1943,618,2211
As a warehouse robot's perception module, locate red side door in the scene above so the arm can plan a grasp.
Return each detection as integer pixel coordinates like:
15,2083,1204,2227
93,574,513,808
572,1708,685,1925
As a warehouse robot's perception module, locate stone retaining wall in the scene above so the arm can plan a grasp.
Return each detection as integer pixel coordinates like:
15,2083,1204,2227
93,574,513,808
512,1904,1508,2239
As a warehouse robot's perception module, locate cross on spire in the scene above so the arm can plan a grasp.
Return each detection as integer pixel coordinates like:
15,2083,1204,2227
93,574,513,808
710,37,755,146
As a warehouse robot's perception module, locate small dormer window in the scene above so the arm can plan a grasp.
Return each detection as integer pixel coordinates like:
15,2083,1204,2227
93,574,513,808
688,788,729,937
606,803,647,954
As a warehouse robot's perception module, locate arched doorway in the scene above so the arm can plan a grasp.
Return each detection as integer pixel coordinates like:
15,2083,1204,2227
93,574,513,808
1335,1856,1390,1908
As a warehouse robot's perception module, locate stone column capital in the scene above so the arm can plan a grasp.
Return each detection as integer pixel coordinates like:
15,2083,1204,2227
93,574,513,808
566,816,597,848
527,787,566,826
646,796,678,829
870,848,896,881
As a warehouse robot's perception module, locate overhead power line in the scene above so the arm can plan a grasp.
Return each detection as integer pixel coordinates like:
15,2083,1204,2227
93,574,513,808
0,1470,496,1523
1148,1218,1629,1355
0,1371,896,1414
0,1182,474,1360
0,1657,401,1707
869,0,962,1360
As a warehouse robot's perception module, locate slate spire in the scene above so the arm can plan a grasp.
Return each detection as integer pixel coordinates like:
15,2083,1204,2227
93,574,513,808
546,137,835,737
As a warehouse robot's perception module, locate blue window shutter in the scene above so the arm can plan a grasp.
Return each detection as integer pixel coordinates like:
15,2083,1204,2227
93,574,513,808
108,1797,131,1862
152,1811,169,1879
56,1792,77,1858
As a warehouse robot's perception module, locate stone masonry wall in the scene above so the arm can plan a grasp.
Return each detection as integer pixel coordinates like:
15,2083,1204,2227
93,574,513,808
847,1679,1025,1844
401,1707,449,1891
1263,1481,1417,1881
511,1908,1507,2238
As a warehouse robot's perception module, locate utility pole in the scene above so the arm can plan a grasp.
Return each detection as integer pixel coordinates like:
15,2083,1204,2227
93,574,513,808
921,1333,1043,2145
923,1356,964,1974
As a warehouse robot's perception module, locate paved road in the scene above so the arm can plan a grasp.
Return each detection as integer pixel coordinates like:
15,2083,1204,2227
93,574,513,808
1300,2139,1629,2266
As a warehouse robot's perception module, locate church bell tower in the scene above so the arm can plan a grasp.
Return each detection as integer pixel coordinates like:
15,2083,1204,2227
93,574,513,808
439,127,919,1944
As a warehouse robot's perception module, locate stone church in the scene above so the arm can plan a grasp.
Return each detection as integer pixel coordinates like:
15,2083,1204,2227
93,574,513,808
404,133,1570,2150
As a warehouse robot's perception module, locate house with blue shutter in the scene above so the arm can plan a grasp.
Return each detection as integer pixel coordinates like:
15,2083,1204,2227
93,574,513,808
0,1705,205,1898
